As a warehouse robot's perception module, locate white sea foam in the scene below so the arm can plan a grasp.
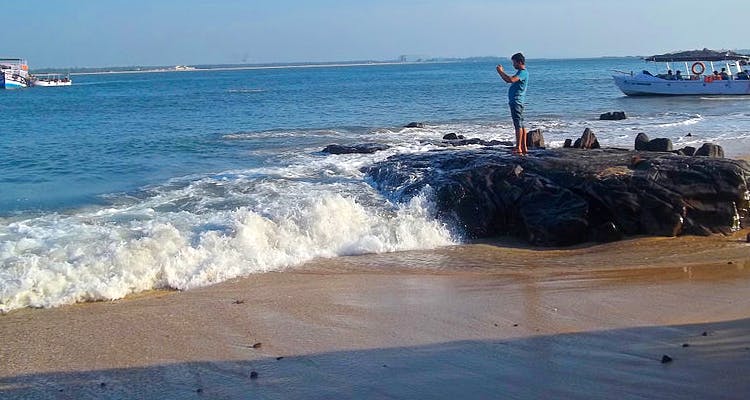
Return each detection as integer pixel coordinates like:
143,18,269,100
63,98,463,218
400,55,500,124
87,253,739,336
0,169,454,312
653,114,703,128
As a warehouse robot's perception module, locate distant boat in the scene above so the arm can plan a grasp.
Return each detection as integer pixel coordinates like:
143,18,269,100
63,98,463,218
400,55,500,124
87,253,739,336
0,58,30,89
30,73,72,87
613,49,750,96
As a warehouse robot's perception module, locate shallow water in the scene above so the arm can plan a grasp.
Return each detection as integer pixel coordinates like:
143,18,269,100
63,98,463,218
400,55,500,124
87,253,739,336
2,58,750,311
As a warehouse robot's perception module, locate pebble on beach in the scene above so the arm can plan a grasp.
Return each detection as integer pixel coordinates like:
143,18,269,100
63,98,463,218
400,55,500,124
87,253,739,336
252,342,262,349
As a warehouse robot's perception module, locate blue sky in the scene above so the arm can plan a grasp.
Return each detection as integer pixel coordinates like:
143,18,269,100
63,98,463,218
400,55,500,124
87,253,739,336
5,0,749,68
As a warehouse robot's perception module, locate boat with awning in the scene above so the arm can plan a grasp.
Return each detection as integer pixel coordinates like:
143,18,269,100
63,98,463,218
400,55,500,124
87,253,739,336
613,49,750,96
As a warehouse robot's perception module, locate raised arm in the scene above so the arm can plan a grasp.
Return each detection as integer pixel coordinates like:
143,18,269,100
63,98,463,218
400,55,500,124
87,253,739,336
496,65,521,83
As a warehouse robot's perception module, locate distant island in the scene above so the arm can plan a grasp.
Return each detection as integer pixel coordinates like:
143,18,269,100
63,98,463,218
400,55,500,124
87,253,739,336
31,51,750,75
31,57,505,75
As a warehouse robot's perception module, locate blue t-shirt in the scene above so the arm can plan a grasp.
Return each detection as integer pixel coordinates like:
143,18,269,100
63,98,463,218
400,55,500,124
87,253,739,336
508,68,529,105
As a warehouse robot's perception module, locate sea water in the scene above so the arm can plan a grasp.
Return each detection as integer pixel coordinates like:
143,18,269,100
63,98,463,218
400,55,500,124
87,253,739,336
2,58,750,311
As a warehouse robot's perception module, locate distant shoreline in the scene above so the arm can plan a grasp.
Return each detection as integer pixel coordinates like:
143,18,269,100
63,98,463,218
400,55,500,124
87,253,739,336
42,55,645,76
66,61,450,76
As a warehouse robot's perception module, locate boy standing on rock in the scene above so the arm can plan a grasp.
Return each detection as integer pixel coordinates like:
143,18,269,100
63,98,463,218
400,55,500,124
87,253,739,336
496,53,529,155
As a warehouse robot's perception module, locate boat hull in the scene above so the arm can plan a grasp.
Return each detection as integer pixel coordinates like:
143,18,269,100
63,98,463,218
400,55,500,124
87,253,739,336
31,80,72,87
1,74,28,89
613,74,750,96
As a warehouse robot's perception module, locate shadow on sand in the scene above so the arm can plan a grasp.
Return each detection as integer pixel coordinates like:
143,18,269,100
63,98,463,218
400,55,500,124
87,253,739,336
2,319,749,399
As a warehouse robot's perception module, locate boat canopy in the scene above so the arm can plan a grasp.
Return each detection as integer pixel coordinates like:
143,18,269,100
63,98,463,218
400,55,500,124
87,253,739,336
644,49,750,62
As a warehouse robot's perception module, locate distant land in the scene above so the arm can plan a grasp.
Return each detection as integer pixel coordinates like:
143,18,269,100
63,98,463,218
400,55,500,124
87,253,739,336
30,51,749,75
31,56,508,75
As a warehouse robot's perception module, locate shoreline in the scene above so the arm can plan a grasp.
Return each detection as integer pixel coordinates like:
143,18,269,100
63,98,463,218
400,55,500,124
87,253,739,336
66,60,451,76
2,230,749,398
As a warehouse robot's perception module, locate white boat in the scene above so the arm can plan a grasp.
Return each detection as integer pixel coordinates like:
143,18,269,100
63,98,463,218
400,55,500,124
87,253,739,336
31,73,72,87
613,49,750,96
0,58,30,89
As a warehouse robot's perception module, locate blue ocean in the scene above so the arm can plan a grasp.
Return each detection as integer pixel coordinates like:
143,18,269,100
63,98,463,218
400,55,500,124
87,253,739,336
2,58,750,311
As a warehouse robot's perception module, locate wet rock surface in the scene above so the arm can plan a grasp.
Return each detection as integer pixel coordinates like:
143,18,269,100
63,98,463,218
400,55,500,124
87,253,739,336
645,138,673,152
443,138,513,147
573,128,601,149
322,143,391,154
363,147,750,246
526,129,546,149
695,143,725,158
600,111,627,120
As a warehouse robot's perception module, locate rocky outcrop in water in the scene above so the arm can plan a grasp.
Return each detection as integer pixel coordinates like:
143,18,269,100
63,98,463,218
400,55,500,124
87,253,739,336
635,133,650,151
322,143,390,154
573,128,600,149
526,129,545,149
363,147,750,246
600,111,627,120
443,133,464,140
695,143,725,158
645,138,673,152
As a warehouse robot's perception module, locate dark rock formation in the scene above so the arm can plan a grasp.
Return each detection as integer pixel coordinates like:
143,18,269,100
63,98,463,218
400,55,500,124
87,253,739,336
322,143,390,154
363,147,750,246
591,221,624,243
695,143,725,158
600,111,627,121
680,146,697,156
404,122,425,128
573,128,600,149
563,139,573,148
635,133,650,151
443,133,459,140
645,138,673,152
526,129,545,149
445,138,513,147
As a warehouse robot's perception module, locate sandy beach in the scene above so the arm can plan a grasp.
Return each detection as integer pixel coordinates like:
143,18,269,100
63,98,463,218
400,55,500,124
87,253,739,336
2,230,749,399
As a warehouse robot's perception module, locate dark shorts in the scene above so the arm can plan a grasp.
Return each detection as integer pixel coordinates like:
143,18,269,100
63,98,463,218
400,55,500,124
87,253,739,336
509,102,525,130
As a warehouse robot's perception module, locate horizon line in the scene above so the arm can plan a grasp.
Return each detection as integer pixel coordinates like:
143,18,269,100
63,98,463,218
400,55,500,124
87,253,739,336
33,54,648,73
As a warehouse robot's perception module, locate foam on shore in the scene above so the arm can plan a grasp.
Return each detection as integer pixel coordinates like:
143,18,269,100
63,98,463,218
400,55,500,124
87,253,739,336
0,177,453,312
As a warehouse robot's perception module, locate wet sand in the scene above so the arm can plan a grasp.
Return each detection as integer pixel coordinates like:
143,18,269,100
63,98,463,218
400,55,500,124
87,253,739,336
1,231,749,399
